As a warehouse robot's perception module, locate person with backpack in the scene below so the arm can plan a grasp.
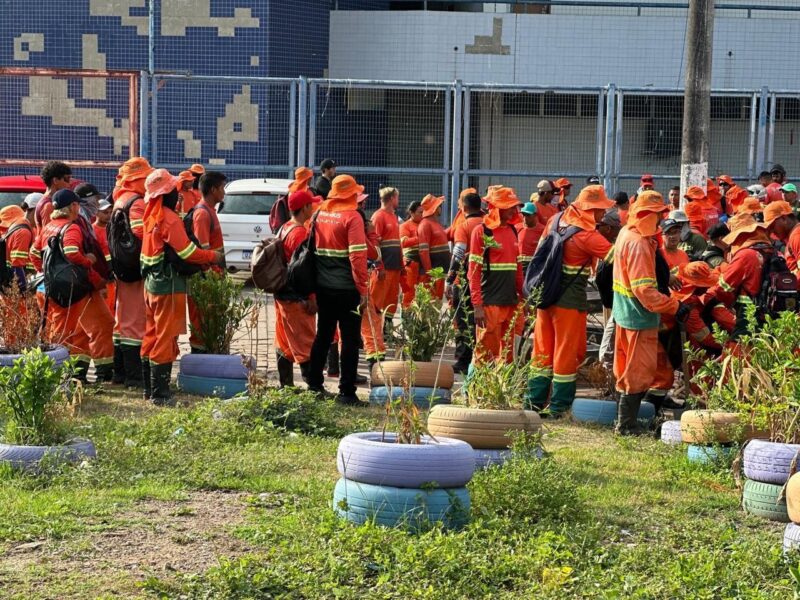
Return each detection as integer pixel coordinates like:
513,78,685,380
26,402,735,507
180,164,205,216
0,205,33,292
31,189,115,382
92,198,115,314
612,191,689,434
765,201,800,279
36,161,73,229
417,194,450,299
467,186,523,365
525,185,614,417
187,171,228,353
140,169,223,406
110,157,154,389
306,174,369,405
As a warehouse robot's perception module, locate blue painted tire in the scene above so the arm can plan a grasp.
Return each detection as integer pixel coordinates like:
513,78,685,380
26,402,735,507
743,439,800,485
660,420,683,445
0,437,95,470
177,373,248,399
333,478,470,531
0,344,69,368
571,398,655,426
179,353,254,379
687,444,735,464
337,431,474,488
474,449,513,469
783,523,800,553
368,386,451,408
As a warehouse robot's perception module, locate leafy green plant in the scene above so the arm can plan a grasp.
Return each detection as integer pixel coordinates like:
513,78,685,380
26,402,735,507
0,348,78,445
691,306,800,443
188,271,257,355
393,269,453,362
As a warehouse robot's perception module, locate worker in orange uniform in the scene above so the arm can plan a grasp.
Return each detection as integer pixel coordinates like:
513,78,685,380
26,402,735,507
111,157,154,389
765,201,800,280
32,190,115,382
533,180,559,227
660,217,690,277
518,202,543,272
92,197,115,315
446,188,476,243
188,171,228,353
468,186,523,366
417,194,450,299
0,205,33,349
274,189,319,387
176,171,195,217
289,166,313,194
306,175,369,405
140,169,222,406
367,186,402,343
684,186,719,237
717,175,748,217
525,185,614,416
555,178,573,207
36,161,72,229
612,191,689,434
182,164,205,215
446,191,485,373
399,200,423,308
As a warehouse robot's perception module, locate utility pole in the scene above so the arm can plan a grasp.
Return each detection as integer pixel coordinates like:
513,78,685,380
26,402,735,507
680,0,715,206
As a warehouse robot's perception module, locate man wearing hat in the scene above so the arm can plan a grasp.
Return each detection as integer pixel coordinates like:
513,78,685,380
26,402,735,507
447,191,485,373
111,157,154,389
399,201,424,309
306,174,369,405
23,192,43,230
612,191,688,434
467,186,523,366
518,202,543,273
31,189,115,382
765,201,800,280
701,222,730,268
140,169,223,406
771,164,788,185
184,164,205,215
273,189,320,388
718,175,748,217
314,159,337,199
781,183,798,209
417,193,450,299
526,185,614,417
639,174,655,192
700,212,773,340
555,178,572,207
661,217,690,277
0,204,33,293
288,166,313,195
683,186,719,237
92,196,115,314
533,180,559,227
747,184,767,202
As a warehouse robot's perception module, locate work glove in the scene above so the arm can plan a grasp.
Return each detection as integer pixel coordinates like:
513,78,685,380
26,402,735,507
675,301,691,324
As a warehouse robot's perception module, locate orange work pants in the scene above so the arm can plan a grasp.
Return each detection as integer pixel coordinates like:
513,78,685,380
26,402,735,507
104,281,116,315
275,299,316,364
115,280,146,348
401,262,420,309
532,305,587,384
141,292,187,366
361,274,386,358
474,304,517,365
371,269,401,315
46,291,114,366
613,326,672,394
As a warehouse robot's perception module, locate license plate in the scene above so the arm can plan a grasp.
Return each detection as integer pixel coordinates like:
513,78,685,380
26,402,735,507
242,250,252,260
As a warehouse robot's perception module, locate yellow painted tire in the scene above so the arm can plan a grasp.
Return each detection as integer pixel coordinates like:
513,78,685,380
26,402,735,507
371,361,455,390
680,410,762,444
786,473,800,524
427,405,542,449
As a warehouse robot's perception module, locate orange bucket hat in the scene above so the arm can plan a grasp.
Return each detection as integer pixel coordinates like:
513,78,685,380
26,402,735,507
764,200,794,228
288,166,314,193
118,157,154,183
327,174,364,202
458,187,477,203
0,205,26,229
189,164,205,176
630,190,669,218
571,185,614,211
722,212,766,246
684,201,704,221
717,174,734,186
177,170,195,185
484,186,520,229
555,177,572,189
143,168,179,231
683,186,706,202
680,261,720,289
421,193,445,218
738,197,764,216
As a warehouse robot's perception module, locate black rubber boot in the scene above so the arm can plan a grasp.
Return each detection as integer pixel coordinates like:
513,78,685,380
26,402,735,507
73,360,90,383
94,363,115,383
615,392,646,436
277,352,294,388
112,345,126,384
326,343,340,377
366,358,377,386
151,363,175,407
190,347,207,354
142,360,152,401
299,361,311,385
643,390,666,418
122,346,144,389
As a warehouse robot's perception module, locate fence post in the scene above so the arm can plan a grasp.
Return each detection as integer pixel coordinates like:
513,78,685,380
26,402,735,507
767,92,776,170
603,84,616,193
595,88,605,183
139,71,150,161
448,80,462,220
614,89,623,193
747,91,757,181
461,84,471,192
148,0,157,164
288,80,297,177
756,86,768,174
298,76,309,169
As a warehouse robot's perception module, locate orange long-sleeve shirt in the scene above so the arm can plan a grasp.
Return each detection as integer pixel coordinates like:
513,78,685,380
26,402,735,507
3,220,33,269
314,208,369,295
400,219,420,265
468,223,522,307
417,217,450,274
783,225,800,280
371,208,401,270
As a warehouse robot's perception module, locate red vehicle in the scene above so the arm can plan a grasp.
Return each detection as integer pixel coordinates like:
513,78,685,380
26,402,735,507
0,175,46,210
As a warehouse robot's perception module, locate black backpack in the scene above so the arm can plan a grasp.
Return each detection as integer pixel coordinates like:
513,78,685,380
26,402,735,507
523,213,586,308
287,212,319,297
595,249,614,309
0,223,31,291
163,205,215,277
757,251,798,318
108,195,143,282
43,224,93,308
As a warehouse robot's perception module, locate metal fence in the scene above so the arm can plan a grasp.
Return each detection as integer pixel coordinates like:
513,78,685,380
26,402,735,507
2,70,800,215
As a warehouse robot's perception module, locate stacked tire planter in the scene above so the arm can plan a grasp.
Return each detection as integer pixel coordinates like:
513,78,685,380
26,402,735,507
660,420,683,445
571,398,655,428
741,439,797,524
427,405,542,470
783,472,800,551
177,353,254,399
681,410,760,465
369,361,454,409
334,431,474,531
0,344,69,368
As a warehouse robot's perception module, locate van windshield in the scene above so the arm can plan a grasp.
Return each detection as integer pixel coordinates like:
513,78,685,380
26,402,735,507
219,193,280,216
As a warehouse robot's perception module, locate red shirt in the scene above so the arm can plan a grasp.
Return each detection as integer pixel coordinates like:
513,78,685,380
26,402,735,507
418,217,450,273
399,219,420,264
784,225,800,279
35,193,52,229
92,222,111,263
468,223,522,307
518,222,544,271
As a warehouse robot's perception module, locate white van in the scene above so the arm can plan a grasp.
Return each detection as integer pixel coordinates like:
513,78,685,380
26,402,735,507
218,177,293,272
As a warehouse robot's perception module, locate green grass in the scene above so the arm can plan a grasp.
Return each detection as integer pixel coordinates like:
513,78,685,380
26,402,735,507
0,387,796,599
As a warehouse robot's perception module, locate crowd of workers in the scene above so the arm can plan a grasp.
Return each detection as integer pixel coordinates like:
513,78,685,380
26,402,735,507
1,157,797,425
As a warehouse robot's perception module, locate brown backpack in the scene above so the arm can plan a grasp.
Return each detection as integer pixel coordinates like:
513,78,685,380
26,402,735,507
250,224,299,293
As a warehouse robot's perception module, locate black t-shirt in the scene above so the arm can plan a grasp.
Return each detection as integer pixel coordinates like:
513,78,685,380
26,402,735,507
314,175,331,199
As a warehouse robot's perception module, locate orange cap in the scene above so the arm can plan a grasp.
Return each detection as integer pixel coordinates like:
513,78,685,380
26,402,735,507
572,185,614,211
764,200,794,227
118,157,154,182
289,166,314,193
327,174,364,202
683,186,706,202
555,177,572,189
421,193,445,218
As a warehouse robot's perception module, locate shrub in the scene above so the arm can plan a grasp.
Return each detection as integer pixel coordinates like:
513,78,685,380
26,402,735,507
0,283,44,353
393,268,453,362
0,348,78,445
188,271,257,355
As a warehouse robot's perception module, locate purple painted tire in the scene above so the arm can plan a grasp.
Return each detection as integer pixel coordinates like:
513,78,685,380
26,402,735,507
743,439,800,485
179,353,255,380
0,438,95,470
0,345,69,368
